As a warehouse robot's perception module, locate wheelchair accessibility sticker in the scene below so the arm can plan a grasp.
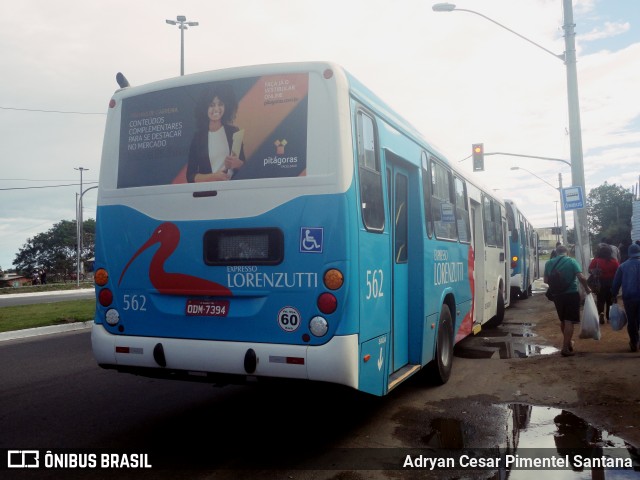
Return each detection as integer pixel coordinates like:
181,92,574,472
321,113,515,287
300,227,323,253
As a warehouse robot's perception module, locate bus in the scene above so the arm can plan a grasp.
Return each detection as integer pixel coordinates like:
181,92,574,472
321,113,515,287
505,199,539,300
91,62,509,396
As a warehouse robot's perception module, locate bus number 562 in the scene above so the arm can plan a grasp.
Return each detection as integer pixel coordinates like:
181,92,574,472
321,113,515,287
122,294,147,311
366,269,384,300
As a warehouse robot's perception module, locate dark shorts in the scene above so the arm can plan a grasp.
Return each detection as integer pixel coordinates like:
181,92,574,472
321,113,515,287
553,292,581,324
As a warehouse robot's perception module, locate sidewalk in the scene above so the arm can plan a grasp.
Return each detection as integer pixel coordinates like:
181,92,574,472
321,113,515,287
0,288,94,342
0,287,93,299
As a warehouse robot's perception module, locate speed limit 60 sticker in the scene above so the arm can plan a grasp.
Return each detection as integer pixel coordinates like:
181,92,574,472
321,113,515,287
278,306,301,332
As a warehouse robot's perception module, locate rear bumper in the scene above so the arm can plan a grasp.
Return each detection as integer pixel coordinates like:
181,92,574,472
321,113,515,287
91,323,359,389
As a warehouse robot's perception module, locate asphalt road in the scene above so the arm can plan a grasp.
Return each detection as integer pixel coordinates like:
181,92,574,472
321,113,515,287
1,329,390,479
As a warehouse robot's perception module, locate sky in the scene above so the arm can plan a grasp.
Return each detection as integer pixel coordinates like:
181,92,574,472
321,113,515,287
1,0,639,271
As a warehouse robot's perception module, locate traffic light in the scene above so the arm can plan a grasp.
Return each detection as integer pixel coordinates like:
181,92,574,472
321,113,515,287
472,143,484,171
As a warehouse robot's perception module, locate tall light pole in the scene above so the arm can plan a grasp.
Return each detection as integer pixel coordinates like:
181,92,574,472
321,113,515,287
511,166,567,245
433,1,590,273
74,167,88,287
554,201,560,243
166,15,199,76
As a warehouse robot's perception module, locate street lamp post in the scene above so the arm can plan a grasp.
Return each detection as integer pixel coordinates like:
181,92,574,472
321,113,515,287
554,201,560,243
511,166,568,245
165,15,199,76
74,167,88,287
433,1,590,273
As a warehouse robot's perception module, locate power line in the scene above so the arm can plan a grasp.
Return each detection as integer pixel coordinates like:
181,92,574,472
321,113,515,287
0,106,106,115
0,178,97,182
0,182,98,191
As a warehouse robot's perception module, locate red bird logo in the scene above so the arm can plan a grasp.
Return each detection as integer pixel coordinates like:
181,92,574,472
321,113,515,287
118,222,231,296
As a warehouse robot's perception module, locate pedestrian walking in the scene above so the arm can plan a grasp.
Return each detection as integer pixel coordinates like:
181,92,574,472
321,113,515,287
588,244,619,324
611,243,640,352
550,242,562,259
600,237,621,262
544,245,592,356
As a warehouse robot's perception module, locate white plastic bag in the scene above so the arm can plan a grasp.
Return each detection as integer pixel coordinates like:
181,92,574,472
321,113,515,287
609,304,628,331
579,294,601,340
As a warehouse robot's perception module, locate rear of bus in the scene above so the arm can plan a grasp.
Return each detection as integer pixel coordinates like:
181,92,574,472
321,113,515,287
91,63,363,391
505,200,532,299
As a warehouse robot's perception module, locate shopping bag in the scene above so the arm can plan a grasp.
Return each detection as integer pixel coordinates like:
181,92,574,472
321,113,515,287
609,304,627,331
579,294,601,340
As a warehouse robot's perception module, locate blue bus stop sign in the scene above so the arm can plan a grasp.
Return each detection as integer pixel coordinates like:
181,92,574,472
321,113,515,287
562,186,584,210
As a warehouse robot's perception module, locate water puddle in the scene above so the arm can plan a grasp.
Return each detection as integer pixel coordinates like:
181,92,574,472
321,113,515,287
421,404,638,478
455,320,559,358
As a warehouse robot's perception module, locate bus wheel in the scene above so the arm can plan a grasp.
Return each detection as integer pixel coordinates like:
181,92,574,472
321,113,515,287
495,290,506,325
486,290,505,328
426,304,454,385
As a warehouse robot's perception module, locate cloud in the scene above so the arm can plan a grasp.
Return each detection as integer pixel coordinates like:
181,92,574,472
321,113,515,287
579,21,631,42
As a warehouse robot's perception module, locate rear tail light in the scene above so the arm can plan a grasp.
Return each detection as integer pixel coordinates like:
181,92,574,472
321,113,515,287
323,269,344,290
105,309,120,326
511,256,518,268
309,316,328,337
98,288,113,307
95,268,109,286
317,293,337,314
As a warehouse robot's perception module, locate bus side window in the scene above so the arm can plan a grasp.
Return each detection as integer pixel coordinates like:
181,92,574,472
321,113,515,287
494,202,504,247
356,111,384,232
507,203,518,242
483,195,496,246
430,159,457,240
421,151,433,238
454,176,471,243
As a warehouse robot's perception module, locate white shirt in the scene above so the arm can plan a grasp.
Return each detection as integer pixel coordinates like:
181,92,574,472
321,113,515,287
208,128,229,174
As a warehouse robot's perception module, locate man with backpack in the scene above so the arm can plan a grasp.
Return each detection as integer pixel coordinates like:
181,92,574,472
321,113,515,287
611,242,640,352
544,245,592,357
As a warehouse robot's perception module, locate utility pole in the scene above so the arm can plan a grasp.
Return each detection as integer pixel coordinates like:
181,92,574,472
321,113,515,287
74,167,88,286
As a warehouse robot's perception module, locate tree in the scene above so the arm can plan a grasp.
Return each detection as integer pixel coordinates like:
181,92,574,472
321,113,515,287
586,182,633,249
13,219,95,276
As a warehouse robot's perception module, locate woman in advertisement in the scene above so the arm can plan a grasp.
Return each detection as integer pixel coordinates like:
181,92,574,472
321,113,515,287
186,83,245,182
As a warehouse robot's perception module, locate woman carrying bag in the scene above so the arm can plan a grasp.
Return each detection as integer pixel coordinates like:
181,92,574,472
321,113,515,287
588,244,619,324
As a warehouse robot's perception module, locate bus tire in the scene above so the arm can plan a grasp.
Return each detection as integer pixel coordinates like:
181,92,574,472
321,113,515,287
495,289,506,325
486,289,505,328
426,304,454,385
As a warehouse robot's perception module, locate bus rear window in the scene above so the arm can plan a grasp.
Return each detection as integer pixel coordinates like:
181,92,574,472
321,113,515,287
117,73,310,188
203,228,284,265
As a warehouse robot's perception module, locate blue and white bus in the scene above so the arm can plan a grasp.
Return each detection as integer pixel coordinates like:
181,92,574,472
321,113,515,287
505,199,539,300
92,62,509,396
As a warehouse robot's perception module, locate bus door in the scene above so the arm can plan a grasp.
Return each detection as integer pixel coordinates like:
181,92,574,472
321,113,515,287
386,158,410,371
503,217,510,304
470,201,485,325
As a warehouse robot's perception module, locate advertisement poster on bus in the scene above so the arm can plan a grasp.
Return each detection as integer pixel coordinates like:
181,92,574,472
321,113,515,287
117,73,309,188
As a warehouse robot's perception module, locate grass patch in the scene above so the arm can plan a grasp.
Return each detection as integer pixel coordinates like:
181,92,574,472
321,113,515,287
0,282,93,295
0,300,95,333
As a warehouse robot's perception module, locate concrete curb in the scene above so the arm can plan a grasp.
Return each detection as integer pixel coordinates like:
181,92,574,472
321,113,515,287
0,288,94,299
